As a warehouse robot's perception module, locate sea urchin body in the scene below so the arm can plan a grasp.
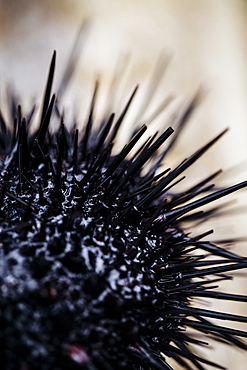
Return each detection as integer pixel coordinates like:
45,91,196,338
1,51,247,370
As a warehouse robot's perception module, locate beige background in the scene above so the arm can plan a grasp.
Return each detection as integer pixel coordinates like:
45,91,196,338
1,0,247,368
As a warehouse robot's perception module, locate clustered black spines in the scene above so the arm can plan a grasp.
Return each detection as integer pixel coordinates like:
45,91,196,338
1,51,247,370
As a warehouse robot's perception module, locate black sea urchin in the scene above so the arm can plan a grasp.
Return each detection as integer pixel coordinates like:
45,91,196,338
1,49,247,370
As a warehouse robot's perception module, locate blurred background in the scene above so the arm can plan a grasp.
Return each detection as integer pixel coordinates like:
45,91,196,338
1,0,247,368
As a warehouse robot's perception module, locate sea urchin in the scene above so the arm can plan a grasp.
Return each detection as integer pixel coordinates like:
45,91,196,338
1,50,247,370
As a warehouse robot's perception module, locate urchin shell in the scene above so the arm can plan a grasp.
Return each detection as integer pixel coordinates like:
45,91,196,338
1,51,247,370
